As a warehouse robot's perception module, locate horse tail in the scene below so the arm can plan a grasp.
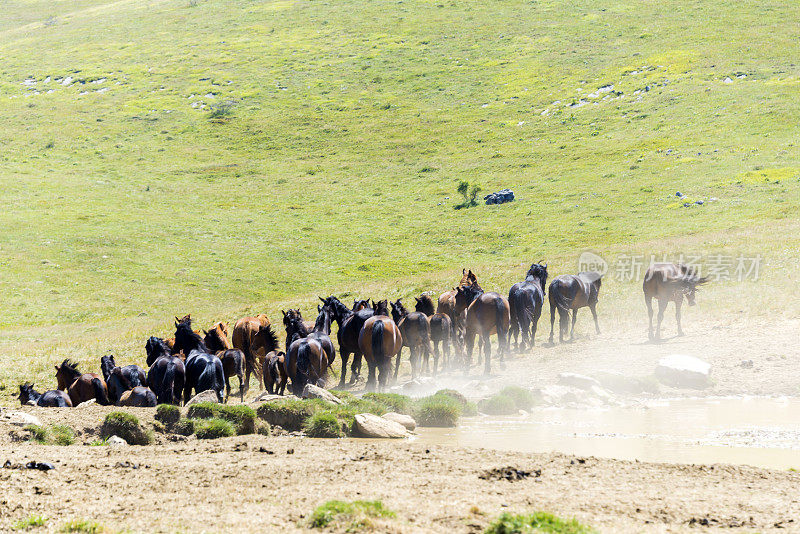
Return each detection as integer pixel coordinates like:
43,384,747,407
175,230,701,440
494,298,508,354
160,361,176,405
550,281,571,312
508,290,520,335
295,343,311,395
215,359,225,402
92,378,111,406
269,357,280,391
371,320,385,363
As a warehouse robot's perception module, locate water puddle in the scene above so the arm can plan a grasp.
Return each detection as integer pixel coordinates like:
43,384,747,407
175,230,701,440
414,397,800,470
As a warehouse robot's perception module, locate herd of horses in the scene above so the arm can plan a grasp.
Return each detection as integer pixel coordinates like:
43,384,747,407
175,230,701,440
17,262,708,408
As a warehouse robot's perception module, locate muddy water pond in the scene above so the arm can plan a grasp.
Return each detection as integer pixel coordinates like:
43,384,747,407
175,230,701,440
414,397,800,470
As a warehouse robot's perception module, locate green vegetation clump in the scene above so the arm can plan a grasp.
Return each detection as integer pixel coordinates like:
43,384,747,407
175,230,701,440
256,421,271,436
455,179,483,209
256,399,322,431
187,402,256,434
309,500,395,531
12,514,46,531
24,424,74,445
478,394,518,416
101,411,153,445
435,389,478,416
171,419,196,436
24,424,49,444
498,386,535,411
484,511,595,534
413,393,462,427
194,418,235,439
60,520,106,533
304,411,346,438
330,390,356,402
155,404,181,426
185,402,216,420
362,392,412,414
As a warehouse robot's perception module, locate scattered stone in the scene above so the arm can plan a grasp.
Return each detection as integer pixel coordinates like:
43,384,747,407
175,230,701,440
480,466,540,482
740,360,754,369
695,200,704,205
26,461,55,471
557,373,601,390
185,390,220,406
655,354,711,389
76,399,96,408
724,77,733,84
382,412,416,431
249,391,284,404
353,413,409,438
1,411,42,427
107,435,128,446
301,384,343,405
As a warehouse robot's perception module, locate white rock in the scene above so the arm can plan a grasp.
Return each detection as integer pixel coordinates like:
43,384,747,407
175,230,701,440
302,384,342,405
76,399,96,408
655,354,711,389
558,373,601,390
107,435,128,446
249,391,285,404
382,412,416,431
1,411,42,427
353,413,409,438
185,390,220,406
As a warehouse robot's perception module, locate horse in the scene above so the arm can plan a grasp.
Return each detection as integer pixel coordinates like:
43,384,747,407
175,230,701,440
548,272,602,344
285,335,328,397
322,296,376,387
251,323,281,389
100,354,147,405
436,269,478,319
283,309,315,341
203,322,246,403
358,314,402,391
174,321,225,403
18,383,72,407
145,336,186,405
415,294,453,372
283,310,310,353
166,314,194,356
643,263,708,340
232,313,271,391
391,299,433,379
54,359,111,406
353,299,370,311
263,351,287,395
508,262,548,351
454,282,510,375
118,386,157,407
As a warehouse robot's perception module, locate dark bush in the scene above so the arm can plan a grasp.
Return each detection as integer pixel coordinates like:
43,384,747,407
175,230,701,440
101,411,153,445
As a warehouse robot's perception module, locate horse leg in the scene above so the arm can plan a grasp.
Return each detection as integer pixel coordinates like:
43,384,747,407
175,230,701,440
464,331,475,374
531,307,541,347
238,374,244,403
338,351,350,388
559,309,569,343
549,304,556,344
646,296,654,340
433,339,441,374
366,361,377,392
656,299,668,340
224,375,231,403
519,312,530,352
570,309,578,341
509,317,519,353
590,303,600,334
675,299,684,336
349,353,362,385
394,347,403,382
429,341,437,377
482,331,492,375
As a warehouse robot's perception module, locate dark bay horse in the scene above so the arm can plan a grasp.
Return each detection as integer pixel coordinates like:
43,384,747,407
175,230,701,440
232,313,271,390
285,332,328,397
322,296,376,387
18,383,72,407
358,314,402,391
415,294,452,372
263,351,287,395
146,336,186,405
283,309,315,341
203,322,246,402
55,359,111,406
548,272,602,343
173,322,225,404
100,355,147,405
508,262,548,351
391,299,433,378
118,386,157,407
454,283,510,375
436,269,478,322
643,263,708,340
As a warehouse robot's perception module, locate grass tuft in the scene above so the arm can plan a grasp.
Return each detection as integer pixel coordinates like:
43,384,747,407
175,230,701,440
155,404,181,426
101,411,153,445
187,402,256,434
478,394,518,416
309,500,395,531
498,386,535,411
194,418,235,439
484,511,595,534
413,394,462,427
60,520,106,533
12,515,47,531
304,411,346,438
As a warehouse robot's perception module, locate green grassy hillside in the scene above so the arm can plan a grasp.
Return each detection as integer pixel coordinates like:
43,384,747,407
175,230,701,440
0,0,798,397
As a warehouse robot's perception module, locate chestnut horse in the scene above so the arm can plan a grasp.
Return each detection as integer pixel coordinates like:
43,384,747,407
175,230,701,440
508,262,548,351
18,383,72,407
263,351,288,395
548,272,602,343
100,355,147,405
232,313,271,391
203,322,246,402
322,296,376,387
643,263,708,340
55,359,111,406
454,283,510,375
358,315,403,391
146,336,186,405
415,294,452,372
118,386,157,407
391,299,433,379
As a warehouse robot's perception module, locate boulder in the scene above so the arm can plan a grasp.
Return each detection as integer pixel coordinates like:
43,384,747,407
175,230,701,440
382,412,416,431
249,392,285,405
655,354,711,389
107,435,128,446
353,413,409,438
1,411,42,427
302,384,343,405
557,373,601,390
185,390,220,406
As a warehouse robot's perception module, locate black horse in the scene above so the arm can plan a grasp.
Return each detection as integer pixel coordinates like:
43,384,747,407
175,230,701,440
508,262,548,351
548,272,602,343
18,383,72,407
173,321,225,403
322,296,375,387
100,354,147,405
145,336,186,405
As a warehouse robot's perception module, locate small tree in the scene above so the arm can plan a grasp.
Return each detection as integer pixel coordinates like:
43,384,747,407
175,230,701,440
455,180,482,209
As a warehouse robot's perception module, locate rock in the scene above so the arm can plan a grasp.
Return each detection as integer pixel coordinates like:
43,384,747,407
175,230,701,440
1,411,42,427
557,373,601,390
185,390,220,406
655,354,711,389
724,77,733,84
301,384,342,405
249,391,284,404
594,371,659,395
531,385,582,406
353,413,409,438
107,435,128,446
76,399,96,408
382,412,416,431
740,360,754,369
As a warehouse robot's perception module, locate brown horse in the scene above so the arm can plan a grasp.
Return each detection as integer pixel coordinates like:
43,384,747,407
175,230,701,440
322,296,376,387
232,313,271,390
358,315,403,391
415,294,453,372
454,283,510,375
251,323,281,389
548,272,602,343
283,309,315,341
263,351,288,395
391,299,433,379
54,359,111,406
643,263,708,340
436,269,478,319
285,336,328,397
203,322,245,403
118,386,157,407
353,299,370,311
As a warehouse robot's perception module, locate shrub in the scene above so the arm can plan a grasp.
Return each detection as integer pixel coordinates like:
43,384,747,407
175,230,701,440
304,411,345,438
101,411,153,445
309,500,395,530
186,402,216,420
50,424,75,446
24,424,48,444
435,389,477,415
330,390,355,402
484,511,595,534
413,394,461,427
455,179,482,209
256,399,321,431
194,418,235,439
362,392,412,414
478,394,517,415
12,514,46,530
499,386,535,411
172,419,195,436
187,402,256,434
256,422,271,436
155,404,181,426
60,519,106,533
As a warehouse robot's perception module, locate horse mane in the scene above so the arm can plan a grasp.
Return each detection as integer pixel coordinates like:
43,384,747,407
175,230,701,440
59,359,81,376
323,296,352,321
415,294,436,316
100,355,116,382
526,263,549,291
390,300,409,324
373,299,389,316
256,324,280,353
203,325,230,352
174,322,207,353
676,264,708,287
